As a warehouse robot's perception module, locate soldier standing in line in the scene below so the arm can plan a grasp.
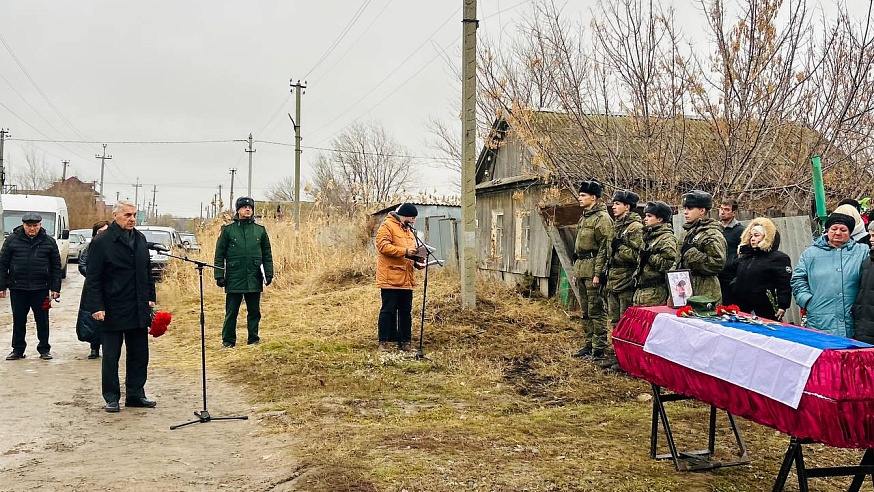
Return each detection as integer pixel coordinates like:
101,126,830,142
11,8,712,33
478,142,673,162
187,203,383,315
632,201,679,307
679,190,727,303
571,180,614,361
599,190,643,371
718,198,743,304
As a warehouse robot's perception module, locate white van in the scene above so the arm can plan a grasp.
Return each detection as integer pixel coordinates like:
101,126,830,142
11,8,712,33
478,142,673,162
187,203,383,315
0,194,71,278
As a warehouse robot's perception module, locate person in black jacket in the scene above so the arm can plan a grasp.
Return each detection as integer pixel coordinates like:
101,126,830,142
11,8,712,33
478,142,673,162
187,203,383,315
852,246,874,345
732,217,792,321
0,212,62,360
77,220,110,359
718,198,744,304
83,201,157,413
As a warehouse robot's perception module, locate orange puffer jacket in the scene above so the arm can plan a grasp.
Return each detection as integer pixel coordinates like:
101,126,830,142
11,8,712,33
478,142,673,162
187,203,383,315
376,215,417,289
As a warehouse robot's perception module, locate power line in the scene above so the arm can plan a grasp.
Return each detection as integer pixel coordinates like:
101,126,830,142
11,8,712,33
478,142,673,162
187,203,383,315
7,138,242,145
256,139,456,162
301,0,375,81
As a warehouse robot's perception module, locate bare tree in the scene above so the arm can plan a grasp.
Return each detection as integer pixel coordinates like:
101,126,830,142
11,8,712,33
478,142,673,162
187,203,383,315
14,146,59,191
265,176,296,202
309,122,416,212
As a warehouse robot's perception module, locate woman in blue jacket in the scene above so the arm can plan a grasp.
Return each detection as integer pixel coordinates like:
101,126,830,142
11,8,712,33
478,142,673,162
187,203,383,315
791,212,868,337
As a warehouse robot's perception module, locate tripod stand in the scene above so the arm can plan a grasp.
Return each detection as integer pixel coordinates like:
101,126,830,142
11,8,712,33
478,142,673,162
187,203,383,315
410,229,444,360
163,251,248,430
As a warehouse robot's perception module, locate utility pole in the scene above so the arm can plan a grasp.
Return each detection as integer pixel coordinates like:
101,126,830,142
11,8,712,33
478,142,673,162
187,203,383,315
61,159,69,181
245,133,255,197
289,79,306,230
218,184,223,212
132,177,142,211
116,191,120,202
460,0,478,308
0,129,8,193
95,144,112,198
151,185,157,218
229,168,237,209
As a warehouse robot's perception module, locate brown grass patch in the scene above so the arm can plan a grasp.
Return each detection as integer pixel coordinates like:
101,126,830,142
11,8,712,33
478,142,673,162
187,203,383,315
152,214,866,491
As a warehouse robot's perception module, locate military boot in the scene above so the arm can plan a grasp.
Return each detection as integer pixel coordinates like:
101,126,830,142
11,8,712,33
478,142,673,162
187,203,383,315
572,344,593,359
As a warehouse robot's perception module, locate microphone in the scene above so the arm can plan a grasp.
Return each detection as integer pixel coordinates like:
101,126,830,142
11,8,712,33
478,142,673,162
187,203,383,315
146,242,170,252
405,222,416,231
390,211,415,231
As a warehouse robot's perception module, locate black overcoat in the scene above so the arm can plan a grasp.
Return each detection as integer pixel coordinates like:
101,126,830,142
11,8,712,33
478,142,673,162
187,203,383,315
0,225,62,292
83,222,156,331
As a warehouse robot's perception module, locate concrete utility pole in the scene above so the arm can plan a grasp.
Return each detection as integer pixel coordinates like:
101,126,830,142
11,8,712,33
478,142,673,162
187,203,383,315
151,185,157,218
116,191,120,202
95,144,112,198
218,184,223,212
460,0,478,308
61,160,69,181
245,133,255,197
229,168,237,209
289,79,306,230
0,129,9,193
132,177,142,210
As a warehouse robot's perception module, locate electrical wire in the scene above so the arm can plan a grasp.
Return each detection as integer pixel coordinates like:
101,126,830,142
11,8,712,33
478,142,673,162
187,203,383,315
255,139,456,161
301,0,375,81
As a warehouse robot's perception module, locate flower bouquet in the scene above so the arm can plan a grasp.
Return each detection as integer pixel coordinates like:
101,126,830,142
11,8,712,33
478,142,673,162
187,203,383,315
149,311,172,337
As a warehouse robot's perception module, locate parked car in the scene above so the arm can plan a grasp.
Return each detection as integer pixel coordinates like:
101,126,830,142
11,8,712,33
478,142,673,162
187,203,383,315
67,233,87,261
179,232,201,252
70,228,93,244
138,226,185,278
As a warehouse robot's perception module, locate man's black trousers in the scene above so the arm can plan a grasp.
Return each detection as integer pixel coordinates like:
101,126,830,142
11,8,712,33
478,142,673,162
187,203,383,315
378,288,413,343
9,289,50,355
101,328,149,404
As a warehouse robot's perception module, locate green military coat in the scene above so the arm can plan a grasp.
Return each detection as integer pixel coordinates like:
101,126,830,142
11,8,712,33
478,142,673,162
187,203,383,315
214,215,275,293
679,217,726,301
606,212,644,293
633,222,679,306
574,202,614,280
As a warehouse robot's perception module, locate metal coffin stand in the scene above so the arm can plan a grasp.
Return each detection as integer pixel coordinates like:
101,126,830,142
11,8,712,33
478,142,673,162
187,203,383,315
772,437,874,492
650,384,751,471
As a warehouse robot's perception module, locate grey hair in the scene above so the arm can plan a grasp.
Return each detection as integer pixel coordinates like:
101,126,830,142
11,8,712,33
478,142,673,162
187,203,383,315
113,200,137,214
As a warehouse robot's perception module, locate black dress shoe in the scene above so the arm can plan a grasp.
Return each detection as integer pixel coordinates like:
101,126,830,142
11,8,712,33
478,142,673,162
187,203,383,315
39,352,53,360
105,402,120,413
5,352,25,361
87,349,100,359
125,397,157,408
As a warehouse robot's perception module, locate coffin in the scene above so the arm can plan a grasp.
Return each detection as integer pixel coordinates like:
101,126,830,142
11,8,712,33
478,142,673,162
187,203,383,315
613,306,874,449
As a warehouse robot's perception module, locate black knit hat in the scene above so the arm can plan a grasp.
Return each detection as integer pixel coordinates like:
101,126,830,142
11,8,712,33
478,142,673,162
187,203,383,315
682,190,713,210
825,212,855,231
396,203,418,217
838,198,861,212
235,196,255,211
578,180,603,197
644,201,672,222
611,190,640,208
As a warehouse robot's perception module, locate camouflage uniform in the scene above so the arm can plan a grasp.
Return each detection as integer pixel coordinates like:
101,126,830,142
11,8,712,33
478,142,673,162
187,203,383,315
633,222,679,306
606,211,644,325
679,218,727,303
573,202,613,353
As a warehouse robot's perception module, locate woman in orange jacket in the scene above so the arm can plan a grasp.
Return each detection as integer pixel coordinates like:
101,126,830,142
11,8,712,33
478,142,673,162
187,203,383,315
375,203,423,351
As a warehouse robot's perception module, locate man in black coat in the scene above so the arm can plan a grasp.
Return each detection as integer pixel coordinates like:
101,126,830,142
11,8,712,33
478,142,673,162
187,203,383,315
83,201,157,413
718,198,744,304
0,213,62,360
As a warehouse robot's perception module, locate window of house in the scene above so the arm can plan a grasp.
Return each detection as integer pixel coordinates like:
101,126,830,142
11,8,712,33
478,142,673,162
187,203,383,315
515,212,531,260
491,211,504,258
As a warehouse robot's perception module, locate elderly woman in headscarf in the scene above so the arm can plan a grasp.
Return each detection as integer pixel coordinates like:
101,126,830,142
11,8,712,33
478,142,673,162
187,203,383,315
834,202,870,246
792,211,869,337
732,218,792,321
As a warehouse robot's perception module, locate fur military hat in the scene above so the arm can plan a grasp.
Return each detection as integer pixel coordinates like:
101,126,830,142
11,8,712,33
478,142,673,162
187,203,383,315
611,190,640,208
644,201,672,222
235,196,255,211
682,190,713,210
578,180,603,197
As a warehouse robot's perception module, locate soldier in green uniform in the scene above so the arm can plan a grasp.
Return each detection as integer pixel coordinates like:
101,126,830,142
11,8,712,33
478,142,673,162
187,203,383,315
571,180,614,360
600,190,643,370
214,197,275,348
679,190,726,303
633,201,679,307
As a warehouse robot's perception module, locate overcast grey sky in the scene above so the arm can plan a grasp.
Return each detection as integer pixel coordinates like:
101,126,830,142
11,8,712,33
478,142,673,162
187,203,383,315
0,0,534,217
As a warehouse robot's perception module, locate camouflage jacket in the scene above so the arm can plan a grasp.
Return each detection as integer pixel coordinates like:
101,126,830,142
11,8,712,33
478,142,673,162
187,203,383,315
679,217,727,301
573,202,614,279
606,212,644,292
634,222,679,289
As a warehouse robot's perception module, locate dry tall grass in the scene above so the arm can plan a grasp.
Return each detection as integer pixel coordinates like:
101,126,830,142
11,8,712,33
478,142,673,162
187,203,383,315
154,214,864,491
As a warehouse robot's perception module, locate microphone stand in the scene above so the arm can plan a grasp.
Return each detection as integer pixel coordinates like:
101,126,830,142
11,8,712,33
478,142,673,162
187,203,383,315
157,249,249,430
408,226,443,360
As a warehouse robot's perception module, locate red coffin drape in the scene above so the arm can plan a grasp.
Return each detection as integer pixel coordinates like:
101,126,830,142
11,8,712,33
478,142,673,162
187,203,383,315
613,306,874,449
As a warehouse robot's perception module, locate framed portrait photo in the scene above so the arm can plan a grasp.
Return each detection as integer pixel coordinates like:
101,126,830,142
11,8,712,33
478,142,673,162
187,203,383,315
666,269,693,308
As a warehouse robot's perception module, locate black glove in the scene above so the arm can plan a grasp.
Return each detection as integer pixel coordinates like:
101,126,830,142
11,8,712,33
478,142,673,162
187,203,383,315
265,276,273,286
611,238,622,251
216,278,226,288
681,240,694,256
572,252,579,262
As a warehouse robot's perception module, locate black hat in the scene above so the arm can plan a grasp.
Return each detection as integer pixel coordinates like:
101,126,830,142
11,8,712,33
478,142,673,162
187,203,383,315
644,201,672,222
611,190,640,208
682,190,713,210
825,212,855,231
396,203,418,217
235,196,255,211
578,180,603,197
22,212,42,223
838,198,861,212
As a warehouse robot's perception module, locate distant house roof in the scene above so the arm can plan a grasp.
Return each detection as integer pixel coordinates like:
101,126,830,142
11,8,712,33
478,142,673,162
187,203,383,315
371,200,461,216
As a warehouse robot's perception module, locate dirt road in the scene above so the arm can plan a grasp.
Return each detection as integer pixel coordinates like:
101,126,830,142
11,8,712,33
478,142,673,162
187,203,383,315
0,267,299,491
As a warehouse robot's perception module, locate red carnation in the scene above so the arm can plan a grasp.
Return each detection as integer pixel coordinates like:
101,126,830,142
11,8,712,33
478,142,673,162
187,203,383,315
41,297,52,310
677,306,694,317
716,304,740,316
149,311,172,337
